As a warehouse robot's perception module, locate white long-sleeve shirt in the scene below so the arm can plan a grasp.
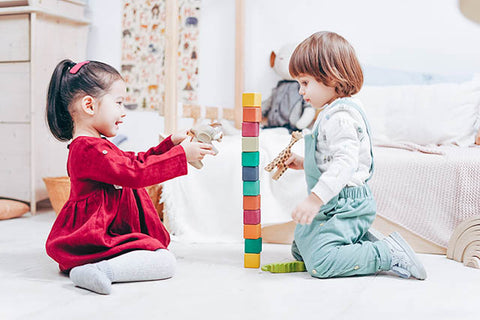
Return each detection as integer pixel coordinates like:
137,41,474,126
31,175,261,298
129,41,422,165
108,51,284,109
306,98,373,204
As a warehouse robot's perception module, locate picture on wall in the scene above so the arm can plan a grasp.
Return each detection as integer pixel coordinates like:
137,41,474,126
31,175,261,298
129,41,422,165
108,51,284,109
121,0,200,113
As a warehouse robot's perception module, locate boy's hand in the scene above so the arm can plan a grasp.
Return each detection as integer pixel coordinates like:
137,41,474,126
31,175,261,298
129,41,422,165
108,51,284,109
292,193,323,225
284,153,304,170
180,139,215,162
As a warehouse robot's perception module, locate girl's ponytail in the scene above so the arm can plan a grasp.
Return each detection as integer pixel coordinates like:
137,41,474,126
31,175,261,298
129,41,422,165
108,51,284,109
46,59,76,141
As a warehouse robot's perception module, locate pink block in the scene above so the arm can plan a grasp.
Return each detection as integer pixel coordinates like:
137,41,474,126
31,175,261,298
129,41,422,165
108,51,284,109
242,122,259,137
244,209,261,225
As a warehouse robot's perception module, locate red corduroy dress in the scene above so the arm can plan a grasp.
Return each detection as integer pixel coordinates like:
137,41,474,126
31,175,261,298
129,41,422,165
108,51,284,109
46,135,187,272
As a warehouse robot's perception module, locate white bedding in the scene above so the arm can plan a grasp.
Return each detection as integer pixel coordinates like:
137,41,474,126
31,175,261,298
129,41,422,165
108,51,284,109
162,128,480,246
162,128,306,243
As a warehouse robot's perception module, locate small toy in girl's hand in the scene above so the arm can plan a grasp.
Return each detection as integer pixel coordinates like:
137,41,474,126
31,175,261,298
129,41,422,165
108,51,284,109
187,122,223,169
265,131,303,180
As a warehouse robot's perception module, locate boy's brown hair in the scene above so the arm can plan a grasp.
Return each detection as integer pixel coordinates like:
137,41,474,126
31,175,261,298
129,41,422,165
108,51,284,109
289,31,363,97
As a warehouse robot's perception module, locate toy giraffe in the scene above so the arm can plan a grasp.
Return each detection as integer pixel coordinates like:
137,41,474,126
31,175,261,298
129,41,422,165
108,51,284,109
265,131,303,180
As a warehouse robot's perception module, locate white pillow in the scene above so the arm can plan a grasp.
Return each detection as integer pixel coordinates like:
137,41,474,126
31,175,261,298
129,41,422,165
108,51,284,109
355,79,480,146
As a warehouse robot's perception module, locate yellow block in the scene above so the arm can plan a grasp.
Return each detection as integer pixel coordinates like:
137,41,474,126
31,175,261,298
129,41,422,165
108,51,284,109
242,137,259,152
244,253,261,268
242,93,262,107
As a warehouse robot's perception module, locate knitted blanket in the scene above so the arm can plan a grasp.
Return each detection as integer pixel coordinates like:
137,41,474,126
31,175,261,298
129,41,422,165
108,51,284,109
370,145,480,247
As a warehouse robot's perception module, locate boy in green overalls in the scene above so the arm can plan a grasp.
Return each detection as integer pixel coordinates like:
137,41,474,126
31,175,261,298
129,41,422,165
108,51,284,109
262,32,426,280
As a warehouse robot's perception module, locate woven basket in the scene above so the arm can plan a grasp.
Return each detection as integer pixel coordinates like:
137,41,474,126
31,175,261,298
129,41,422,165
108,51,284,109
145,183,164,220
43,176,71,215
42,176,164,218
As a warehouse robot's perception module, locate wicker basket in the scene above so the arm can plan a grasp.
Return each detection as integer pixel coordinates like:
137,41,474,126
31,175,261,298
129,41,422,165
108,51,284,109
42,176,71,215
42,176,164,218
145,183,164,220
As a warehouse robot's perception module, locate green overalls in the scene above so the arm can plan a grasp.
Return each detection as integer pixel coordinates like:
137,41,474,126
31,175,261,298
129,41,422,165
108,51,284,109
291,98,391,278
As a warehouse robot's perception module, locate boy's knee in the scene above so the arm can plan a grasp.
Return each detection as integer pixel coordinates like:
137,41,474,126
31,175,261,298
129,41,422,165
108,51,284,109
308,249,337,278
309,269,329,278
308,262,332,278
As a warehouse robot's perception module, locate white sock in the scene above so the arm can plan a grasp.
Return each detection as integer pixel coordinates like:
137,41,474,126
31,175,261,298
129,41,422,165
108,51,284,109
69,261,113,295
69,249,176,295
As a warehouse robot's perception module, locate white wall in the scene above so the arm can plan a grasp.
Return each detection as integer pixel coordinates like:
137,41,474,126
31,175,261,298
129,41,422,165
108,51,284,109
85,0,122,69
86,0,480,145
86,0,164,150
241,0,480,99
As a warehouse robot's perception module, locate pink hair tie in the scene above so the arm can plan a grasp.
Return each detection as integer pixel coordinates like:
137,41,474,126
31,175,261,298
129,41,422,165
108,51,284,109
69,61,90,74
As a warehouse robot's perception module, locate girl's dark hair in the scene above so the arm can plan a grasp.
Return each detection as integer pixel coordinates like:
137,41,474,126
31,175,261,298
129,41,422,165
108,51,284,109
289,31,364,97
46,59,124,141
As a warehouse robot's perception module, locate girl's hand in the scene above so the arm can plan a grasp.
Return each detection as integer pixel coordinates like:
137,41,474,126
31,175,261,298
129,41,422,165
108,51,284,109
285,153,304,170
180,138,215,162
292,193,323,225
171,129,189,145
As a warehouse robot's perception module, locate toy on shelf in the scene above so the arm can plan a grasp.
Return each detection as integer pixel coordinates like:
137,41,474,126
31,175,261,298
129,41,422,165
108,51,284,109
265,131,303,180
187,122,223,169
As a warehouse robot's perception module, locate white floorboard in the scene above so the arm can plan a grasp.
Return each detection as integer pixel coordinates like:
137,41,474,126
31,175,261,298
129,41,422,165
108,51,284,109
0,209,479,320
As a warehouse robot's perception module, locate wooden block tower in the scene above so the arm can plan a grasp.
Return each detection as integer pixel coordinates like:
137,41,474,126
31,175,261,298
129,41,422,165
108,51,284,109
242,93,262,268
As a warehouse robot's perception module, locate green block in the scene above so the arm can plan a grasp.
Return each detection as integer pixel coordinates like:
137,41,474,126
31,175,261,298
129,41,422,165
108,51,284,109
245,238,262,254
243,181,260,196
242,152,259,167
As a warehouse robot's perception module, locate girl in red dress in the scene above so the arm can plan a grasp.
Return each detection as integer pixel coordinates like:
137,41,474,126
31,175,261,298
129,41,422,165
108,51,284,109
45,59,214,294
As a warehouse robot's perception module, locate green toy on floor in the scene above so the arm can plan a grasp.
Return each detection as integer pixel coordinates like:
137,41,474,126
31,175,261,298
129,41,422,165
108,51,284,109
261,261,306,273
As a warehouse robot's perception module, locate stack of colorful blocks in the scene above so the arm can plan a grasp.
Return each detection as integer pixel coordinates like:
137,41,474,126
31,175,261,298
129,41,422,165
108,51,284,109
242,93,262,268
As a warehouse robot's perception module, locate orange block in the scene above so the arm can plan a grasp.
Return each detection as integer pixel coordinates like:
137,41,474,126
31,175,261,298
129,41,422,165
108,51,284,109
243,195,260,210
244,224,261,239
243,107,262,122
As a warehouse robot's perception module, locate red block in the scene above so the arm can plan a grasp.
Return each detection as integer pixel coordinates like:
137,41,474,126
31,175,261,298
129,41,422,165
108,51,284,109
244,209,261,225
242,122,259,137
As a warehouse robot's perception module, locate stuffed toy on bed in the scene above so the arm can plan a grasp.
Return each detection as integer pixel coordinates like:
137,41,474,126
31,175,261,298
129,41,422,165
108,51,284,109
262,44,316,132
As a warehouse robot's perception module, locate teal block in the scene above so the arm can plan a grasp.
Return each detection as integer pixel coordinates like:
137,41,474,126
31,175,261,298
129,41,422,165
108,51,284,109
245,238,262,253
242,152,259,167
243,181,260,196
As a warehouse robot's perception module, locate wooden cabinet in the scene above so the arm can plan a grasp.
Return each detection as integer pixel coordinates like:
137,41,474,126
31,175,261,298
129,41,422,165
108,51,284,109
0,0,89,213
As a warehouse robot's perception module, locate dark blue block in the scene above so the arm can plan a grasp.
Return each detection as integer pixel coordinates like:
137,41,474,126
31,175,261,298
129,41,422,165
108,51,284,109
242,166,259,181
